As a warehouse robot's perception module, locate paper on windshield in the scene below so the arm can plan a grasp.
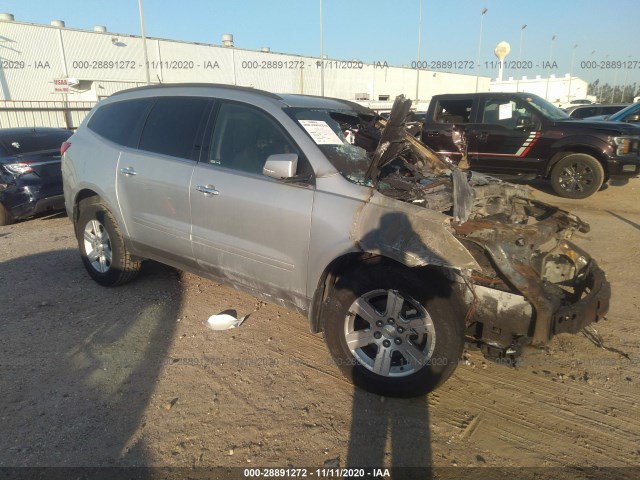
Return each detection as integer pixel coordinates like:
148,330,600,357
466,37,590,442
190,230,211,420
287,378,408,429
298,120,344,145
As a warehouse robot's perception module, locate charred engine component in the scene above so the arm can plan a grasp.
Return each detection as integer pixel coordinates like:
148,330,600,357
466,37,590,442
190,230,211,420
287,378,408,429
357,94,610,358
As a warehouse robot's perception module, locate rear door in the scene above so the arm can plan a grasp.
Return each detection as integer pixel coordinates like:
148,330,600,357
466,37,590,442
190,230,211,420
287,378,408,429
116,96,212,262
422,98,474,163
190,101,314,304
468,96,543,174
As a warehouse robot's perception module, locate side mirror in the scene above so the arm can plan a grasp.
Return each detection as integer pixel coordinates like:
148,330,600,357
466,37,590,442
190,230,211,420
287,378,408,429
263,153,299,179
515,116,534,130
625,114,640,123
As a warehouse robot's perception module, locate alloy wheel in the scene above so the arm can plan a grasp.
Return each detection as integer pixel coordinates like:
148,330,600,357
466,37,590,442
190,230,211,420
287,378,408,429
344,289,436,377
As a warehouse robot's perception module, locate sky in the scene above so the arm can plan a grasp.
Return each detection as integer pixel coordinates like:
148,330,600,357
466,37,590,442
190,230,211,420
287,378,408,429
2,0,639,87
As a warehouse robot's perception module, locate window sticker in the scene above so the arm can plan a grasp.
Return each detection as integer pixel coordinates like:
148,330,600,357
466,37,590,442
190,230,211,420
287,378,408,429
298,120,344,145
498,103,513,120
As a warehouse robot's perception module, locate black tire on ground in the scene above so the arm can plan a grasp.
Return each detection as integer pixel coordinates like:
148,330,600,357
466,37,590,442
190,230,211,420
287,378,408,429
0,203,14,226
75,201,141,286
322,264,465,397
550,153,605,199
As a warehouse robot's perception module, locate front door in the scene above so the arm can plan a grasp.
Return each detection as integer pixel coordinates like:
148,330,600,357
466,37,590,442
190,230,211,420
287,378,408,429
468,97,543,175
190,101,314,305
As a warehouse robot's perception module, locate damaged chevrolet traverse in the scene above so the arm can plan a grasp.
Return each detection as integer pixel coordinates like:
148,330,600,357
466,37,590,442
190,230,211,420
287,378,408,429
62,85,610,397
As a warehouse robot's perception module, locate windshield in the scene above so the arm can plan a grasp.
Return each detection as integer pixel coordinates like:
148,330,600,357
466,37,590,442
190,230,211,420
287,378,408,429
522,94,569,120
285,107,373,185
608,102,640,121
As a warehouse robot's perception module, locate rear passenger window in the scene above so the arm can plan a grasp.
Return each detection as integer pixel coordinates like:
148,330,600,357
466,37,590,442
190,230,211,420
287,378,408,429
433,99,472,123
139,97,210,160
574,107,596,118
88,99,152,146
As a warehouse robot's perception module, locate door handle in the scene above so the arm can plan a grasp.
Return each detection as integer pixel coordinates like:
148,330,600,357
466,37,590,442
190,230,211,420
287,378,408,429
195,184,219,196
119,166,137,176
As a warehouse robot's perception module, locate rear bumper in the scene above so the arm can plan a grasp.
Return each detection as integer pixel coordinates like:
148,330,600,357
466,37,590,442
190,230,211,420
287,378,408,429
0,185,65,220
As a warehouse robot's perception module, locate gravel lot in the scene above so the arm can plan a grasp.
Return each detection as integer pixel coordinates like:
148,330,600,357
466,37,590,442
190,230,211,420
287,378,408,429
1,179,639,476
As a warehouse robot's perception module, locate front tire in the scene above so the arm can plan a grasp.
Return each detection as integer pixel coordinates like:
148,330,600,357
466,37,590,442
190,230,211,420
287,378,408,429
550,153,604,199
323,264,464,397
75,201,141,286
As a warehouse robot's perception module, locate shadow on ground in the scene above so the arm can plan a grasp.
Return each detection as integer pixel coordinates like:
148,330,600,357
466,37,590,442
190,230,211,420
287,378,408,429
0,249,182,467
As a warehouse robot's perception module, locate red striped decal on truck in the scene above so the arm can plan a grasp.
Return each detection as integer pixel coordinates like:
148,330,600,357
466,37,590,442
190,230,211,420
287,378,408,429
515,131,541,157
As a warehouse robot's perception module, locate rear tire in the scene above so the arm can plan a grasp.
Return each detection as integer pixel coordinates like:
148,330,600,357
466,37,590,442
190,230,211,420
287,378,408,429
75,201,141,286
550,154,604,199
0,203,14,226
322,264,464,397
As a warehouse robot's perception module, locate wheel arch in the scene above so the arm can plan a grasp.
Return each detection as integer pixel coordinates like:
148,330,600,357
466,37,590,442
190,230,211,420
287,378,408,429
546,146,610,181
308,252,460,334
73,189,102,223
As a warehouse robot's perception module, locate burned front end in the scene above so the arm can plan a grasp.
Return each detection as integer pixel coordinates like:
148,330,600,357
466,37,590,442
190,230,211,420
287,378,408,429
351,96,610,358
451,180,609,357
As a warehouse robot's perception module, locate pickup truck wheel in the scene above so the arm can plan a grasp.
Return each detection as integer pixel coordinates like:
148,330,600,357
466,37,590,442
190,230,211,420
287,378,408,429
0,203,14,226
76,202,141,286
550,154,604,199
323,265,464,397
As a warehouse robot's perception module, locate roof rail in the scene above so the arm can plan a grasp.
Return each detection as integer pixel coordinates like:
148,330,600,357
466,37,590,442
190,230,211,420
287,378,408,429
111,83,283,100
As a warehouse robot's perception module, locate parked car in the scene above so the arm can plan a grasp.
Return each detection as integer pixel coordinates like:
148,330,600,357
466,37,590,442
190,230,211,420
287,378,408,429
62,85,609,397
585,102,640,123
0,127,72,226
418,92,640,198
563,103,629,119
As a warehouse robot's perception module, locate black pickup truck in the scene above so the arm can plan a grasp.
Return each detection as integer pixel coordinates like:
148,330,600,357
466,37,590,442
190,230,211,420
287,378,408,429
419,92,640,198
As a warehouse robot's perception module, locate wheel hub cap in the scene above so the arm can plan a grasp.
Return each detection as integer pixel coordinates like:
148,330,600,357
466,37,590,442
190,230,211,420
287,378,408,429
344,289,436,378
83,219,113,274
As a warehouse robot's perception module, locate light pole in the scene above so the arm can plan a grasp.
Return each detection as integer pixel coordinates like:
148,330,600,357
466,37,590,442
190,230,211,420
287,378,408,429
589,50,596,100
319,0,324,96
544,34,556,100
475,8,488,93
567,44,577,103
138,0,150,85
415,0,423,102
599,54,608,101
515,24,527,92
622,55,632,102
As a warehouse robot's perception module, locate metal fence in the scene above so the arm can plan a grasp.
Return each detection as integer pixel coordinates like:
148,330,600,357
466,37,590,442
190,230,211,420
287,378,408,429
0,100,94,130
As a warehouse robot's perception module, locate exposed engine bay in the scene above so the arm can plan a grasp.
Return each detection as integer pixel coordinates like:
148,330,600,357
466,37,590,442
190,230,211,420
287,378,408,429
338,95,610,360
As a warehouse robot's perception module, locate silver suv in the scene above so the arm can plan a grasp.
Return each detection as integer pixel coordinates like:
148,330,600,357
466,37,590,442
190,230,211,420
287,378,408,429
62,84,610,397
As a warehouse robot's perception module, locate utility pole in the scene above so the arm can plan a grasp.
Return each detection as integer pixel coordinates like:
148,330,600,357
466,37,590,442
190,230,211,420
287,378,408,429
475,8,488,92
320,0,324,96
415,0,423,102
138,0,151,85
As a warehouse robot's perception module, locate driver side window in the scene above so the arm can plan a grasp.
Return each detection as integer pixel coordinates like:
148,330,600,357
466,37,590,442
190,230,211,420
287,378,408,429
482,99,539,130
209,102,298,175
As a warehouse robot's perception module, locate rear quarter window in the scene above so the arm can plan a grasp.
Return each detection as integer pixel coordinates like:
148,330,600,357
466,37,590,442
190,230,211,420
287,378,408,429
88,98,153,147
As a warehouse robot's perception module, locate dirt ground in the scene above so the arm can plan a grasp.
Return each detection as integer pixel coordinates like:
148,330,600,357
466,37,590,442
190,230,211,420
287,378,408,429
1,178,639,477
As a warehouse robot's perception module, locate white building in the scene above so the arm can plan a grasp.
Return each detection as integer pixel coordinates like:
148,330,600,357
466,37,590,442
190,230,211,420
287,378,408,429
0,15,489,112
490,74,591,107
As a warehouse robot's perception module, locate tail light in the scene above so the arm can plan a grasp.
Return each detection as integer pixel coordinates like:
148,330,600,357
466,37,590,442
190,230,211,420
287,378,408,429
61,141,71,155
4,162,34,175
